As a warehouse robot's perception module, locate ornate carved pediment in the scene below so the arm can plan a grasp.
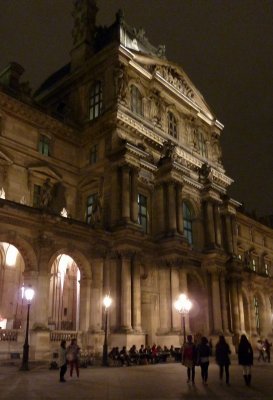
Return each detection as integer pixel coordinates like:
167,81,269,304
27,164,62,182
154,65,194,99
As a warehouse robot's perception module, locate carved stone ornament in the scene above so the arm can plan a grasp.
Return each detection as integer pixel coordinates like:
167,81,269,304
155,66,194,99
158,140,178,165
150,89,164,126
199,162,213,184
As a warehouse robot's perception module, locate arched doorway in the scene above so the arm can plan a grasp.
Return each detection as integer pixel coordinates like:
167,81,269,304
48,254,80,330
0,242,25,329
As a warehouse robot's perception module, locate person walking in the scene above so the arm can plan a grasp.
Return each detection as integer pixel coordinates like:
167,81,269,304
238,334,253,386
197,336,210,385
59,340,67,382
182,335,197,385
66,338,80,378
215,335,231,386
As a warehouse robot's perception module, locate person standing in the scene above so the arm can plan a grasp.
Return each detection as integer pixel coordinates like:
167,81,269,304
197,336,210,385
257,340,265,361
67,338,80,378
59,340,67,382
182,335,197,385
238,334,253,386
263,339,272,362
215,335,231,386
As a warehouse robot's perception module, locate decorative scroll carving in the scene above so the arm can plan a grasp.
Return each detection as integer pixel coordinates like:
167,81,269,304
155,66,194,99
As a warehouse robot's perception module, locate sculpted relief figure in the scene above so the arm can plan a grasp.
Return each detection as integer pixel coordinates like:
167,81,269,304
199,162,213,184
150,90,164,126
211,135,223,164
114,63,128,103
155,66,194,99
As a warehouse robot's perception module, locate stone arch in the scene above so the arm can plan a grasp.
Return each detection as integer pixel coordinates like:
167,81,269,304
0,232,38,272
187,270,207,336
47,247,92,280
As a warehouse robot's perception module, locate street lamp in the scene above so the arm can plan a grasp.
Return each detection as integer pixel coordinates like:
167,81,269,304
20,286,35,371
174,293,192,344
102,294,112,367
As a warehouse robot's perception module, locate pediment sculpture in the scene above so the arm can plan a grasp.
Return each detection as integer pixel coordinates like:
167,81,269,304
154,65,194,99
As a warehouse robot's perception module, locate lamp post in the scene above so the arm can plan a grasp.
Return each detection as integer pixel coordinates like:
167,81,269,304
174,293,192,344
102,294,112,367
20,287,35,371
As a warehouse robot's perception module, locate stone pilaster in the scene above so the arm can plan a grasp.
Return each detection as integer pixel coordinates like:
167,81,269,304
167,182,177,233
210,271,223,333
159,267,171,333
225,214,234,254
155,183,165,236
132,255,142,331
171,268,180,331
204,201,215,248
219,274,229,334
214,204,222,247
176,184,184,235
120,253,132,331
130,167,138,224
121,165,131,222
229,277,240,334
89,258,103,332
79,277,92,331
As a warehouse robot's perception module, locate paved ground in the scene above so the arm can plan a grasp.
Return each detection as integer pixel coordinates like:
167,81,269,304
0,359,272,400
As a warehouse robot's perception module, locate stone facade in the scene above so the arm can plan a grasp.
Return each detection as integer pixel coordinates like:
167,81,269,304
0,1,272,360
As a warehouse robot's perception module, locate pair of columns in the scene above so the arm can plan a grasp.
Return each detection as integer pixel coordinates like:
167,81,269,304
203,201,222,249
155,182,183,236
111,165,138,225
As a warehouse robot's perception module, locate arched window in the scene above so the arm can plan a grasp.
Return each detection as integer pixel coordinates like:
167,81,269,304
197,131,207,157
131,85,142,116
168,112,177,138
183,202,193,245
89,81,102,121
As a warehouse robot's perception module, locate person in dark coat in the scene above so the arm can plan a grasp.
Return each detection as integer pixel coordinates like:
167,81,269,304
215,335,231,385
197,336,210,384
182,335,197,385
238,334,253,386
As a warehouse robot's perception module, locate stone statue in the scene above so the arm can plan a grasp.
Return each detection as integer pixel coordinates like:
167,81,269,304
39,178,53,209
199,163,213,184
90,194,102,224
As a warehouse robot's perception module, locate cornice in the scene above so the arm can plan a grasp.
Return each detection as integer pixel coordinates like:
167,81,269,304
0,90,78,141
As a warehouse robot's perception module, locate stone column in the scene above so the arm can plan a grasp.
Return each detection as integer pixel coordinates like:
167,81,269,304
159,267,171,333
219,274,229,334
121,165,130,222
171,268,180,331
120,253,132,331
132,256,141,332
109,255,119,331
34,271,50,328
229,277,240,334
214,204,222,247
155,183,165,236
204,201,215,248
211,271,223,333
237,281,245,333
79,277,91,331
131,168,138,224
89,258,103,332
231,216,238,255
176,184,184,235
167,182,177,233
225,214,234,254
111,167,120,225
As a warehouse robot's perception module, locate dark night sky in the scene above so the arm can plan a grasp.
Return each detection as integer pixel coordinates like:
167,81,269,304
0,0,272,217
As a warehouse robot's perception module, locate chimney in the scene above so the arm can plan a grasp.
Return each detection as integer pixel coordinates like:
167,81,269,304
70,0,98,70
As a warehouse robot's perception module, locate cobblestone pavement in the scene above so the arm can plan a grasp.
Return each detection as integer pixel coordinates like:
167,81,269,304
0,359,272,400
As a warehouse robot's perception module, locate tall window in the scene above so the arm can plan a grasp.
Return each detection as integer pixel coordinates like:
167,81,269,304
86,193,97,223
251,258,256,272
89,81,102,121
168,112,177,138
33,184,41,207
183,202,193,245
138,194,148,233
89,144,98,165
131,85,142,116
254,296,260,333
39,135,50,156
197,132,207,157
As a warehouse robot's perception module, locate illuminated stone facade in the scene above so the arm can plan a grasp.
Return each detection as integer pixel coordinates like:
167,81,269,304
0,1,272,360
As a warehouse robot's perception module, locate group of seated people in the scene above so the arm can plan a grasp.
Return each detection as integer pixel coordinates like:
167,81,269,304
108,344,181,366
